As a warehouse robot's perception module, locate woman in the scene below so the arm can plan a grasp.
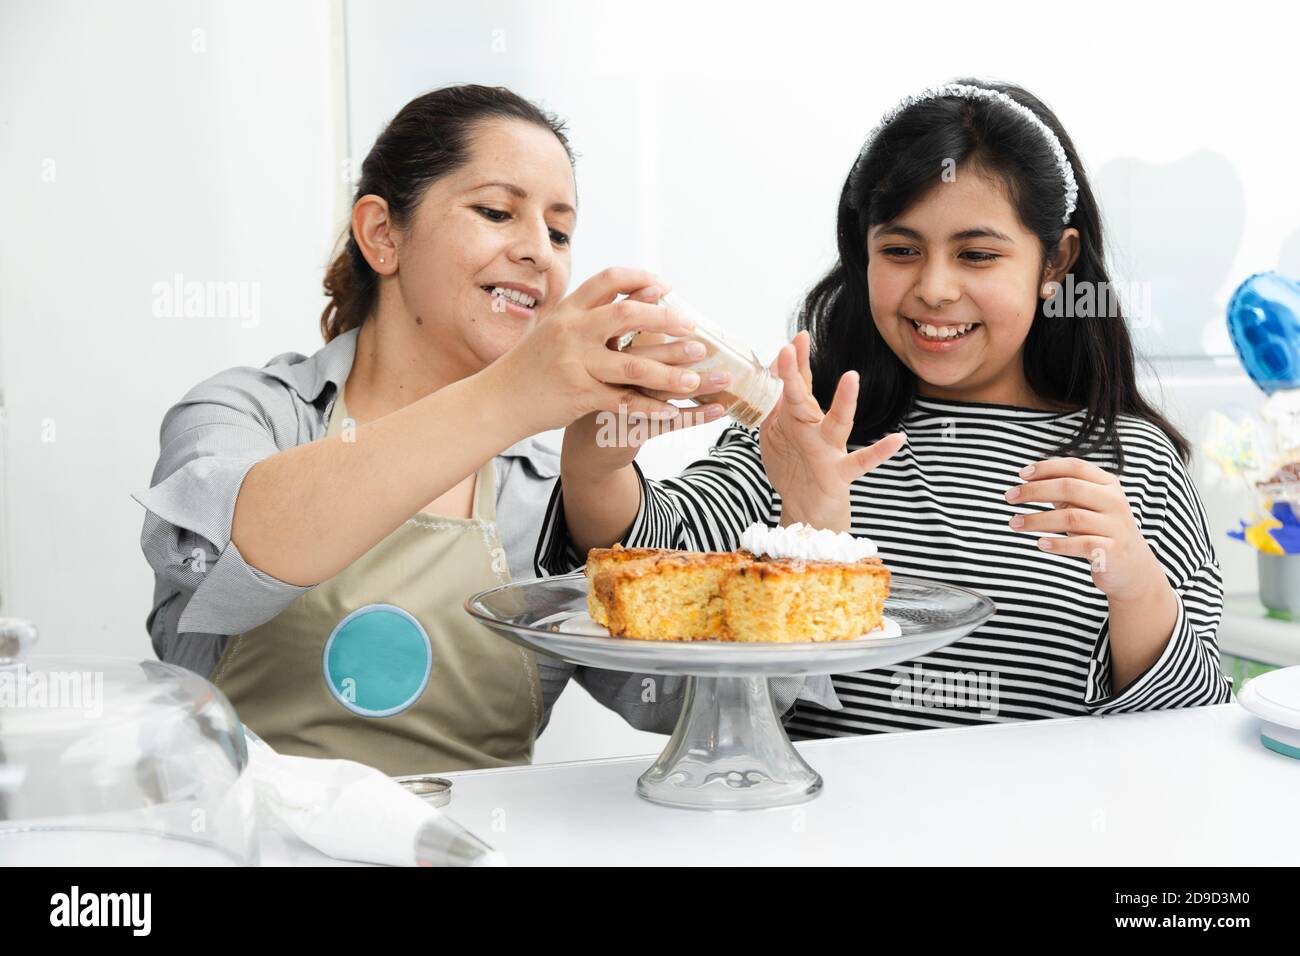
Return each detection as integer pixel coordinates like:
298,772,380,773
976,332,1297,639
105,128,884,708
135,85,728,774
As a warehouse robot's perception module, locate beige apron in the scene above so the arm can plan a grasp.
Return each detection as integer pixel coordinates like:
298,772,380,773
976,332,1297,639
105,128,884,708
212,387,542,775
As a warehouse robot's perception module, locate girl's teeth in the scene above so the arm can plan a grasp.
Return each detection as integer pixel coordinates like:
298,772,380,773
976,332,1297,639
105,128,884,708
912,320,976,340
491,286,536,308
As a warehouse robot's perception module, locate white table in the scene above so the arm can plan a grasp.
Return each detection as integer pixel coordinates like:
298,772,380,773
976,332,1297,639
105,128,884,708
260,702,1299,866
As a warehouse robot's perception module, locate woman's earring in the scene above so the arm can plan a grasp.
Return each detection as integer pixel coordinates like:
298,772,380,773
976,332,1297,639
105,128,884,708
379,257,385,264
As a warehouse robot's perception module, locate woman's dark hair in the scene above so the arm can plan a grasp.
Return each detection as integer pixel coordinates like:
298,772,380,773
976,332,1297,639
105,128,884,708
321,84,575,342
798,77,1189,471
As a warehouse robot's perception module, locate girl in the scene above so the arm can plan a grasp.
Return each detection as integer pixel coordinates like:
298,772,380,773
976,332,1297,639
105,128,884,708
540,79,1234,737
136,85,727,773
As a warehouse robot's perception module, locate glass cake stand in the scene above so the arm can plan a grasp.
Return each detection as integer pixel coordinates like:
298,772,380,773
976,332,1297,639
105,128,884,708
465,573,995,810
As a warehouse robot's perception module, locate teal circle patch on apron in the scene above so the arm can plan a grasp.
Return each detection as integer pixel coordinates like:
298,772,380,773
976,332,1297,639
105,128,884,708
322,604,433,717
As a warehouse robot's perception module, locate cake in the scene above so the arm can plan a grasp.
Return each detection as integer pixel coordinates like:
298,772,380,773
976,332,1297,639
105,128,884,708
584,523,889,643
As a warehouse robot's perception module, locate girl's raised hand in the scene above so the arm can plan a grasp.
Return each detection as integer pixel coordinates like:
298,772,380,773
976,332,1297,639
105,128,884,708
760,330,906,533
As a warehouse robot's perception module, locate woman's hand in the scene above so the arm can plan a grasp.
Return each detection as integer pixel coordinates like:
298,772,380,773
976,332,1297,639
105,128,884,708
562,329,732,477
554,312,736,555
487,268,712,438
1004,457,1170,603
760,330,906,533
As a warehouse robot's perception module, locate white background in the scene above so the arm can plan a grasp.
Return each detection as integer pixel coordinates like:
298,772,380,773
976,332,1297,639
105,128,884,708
2,0,1297,763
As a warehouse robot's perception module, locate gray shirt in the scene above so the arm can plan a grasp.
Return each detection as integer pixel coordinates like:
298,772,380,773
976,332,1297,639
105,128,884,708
133,327,683,733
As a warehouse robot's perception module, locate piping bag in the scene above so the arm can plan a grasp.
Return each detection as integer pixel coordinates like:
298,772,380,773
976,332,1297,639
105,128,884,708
243,728,504,867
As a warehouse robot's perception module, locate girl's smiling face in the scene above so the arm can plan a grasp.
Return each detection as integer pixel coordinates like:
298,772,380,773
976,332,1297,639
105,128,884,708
867,162,1075,408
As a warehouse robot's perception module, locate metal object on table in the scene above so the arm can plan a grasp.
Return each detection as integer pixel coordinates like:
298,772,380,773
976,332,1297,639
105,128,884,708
466,573,994,811
396,775,453,807
393,775,506,865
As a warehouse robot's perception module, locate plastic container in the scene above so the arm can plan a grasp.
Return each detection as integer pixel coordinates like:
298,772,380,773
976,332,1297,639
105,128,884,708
1257,552,1300,620
1237,665,1300,759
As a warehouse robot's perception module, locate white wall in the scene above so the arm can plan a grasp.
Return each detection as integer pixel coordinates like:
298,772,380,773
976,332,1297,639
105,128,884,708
344,0,1300,359
0,0,344,656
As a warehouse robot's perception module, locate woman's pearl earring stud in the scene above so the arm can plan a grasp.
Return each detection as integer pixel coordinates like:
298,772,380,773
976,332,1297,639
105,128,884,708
379,257,385,264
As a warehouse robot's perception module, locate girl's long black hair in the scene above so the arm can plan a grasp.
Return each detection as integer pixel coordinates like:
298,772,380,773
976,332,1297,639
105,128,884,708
798,78,1189,472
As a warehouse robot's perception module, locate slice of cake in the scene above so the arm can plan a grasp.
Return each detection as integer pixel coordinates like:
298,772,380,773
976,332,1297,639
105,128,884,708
586,547,752,640
582,523,889,643
723,556,888,643
725,522,888,642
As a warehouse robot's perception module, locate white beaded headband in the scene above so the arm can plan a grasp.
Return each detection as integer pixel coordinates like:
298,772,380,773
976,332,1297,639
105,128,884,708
851,83,1079,225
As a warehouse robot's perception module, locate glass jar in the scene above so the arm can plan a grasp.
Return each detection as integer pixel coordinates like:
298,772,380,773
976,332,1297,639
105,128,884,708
0,618,257,865
621,292,783,427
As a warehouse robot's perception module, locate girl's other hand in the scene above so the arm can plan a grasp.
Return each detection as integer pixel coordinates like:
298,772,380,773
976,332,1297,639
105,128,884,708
1004,457,1171,603
760,330,906,533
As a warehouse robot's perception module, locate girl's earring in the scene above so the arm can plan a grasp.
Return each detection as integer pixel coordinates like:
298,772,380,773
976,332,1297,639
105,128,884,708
379,257,385,264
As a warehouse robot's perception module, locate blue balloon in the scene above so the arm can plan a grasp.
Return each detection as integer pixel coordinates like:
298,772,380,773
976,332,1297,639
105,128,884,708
1227,271,1300,395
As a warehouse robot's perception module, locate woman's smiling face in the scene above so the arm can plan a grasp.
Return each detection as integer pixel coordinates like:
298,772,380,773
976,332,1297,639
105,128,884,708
391,118,577,371
866,162,1055,406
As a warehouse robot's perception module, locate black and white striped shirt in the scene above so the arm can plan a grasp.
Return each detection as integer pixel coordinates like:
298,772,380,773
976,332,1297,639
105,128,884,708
537,396,1233,738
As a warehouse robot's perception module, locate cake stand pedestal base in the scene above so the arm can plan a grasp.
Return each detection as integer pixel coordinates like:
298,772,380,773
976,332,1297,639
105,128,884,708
467,572,996,811
636,675,821,810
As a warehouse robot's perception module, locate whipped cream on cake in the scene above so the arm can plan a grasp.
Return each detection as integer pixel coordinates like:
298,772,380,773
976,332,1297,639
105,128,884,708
738,522,878,562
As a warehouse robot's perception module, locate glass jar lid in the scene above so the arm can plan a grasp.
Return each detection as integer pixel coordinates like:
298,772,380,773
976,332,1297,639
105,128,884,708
0,618,257,865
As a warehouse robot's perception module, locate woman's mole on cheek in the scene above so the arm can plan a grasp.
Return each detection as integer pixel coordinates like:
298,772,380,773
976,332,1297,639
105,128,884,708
416,315,423,325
